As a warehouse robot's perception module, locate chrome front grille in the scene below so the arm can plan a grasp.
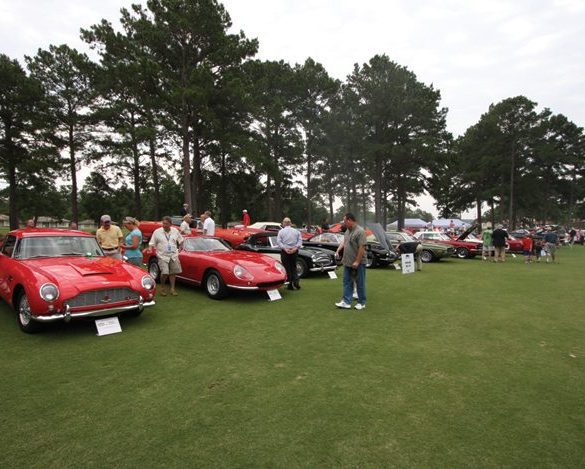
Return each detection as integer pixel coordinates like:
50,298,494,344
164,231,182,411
66,288,140,309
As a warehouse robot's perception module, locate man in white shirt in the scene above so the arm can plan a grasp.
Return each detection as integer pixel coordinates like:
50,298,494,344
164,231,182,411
179,214,192,235
202,210,216,236
149,216,184,296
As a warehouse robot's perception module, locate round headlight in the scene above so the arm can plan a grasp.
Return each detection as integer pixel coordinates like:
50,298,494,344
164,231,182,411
274,261,286,275
141,275,156,290
40,283,59,302
233,265,253,280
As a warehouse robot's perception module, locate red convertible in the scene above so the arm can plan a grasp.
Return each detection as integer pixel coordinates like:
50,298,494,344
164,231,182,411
0,229,156,333
143,236,287,299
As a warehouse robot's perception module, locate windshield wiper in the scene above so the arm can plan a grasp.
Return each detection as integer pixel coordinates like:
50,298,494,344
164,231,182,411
60,252,85,256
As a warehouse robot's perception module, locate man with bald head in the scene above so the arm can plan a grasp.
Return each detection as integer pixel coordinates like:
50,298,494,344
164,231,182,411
276,217,303,290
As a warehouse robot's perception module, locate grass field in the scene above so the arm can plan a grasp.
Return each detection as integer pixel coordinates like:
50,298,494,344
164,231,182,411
1,248,584,468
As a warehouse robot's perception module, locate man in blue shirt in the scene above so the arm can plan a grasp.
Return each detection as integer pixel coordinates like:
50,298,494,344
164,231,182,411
276,217,303,290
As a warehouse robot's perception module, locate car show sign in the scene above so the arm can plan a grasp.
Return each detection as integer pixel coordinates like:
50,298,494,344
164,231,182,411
267,289,282,301
95,316,122,336
401,254,416,274
328,271,338,279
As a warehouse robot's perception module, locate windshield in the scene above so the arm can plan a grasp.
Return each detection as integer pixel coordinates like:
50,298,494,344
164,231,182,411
184,237,230,252
16,236,103,259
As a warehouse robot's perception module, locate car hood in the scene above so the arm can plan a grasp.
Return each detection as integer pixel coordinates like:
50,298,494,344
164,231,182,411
21,256,138,284
366,222,391,251
198,250,278,268
456,224,479,241
300,246,334,257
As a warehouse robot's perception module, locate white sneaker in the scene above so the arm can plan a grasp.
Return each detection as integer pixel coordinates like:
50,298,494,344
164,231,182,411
353,291,358,299
354,303,366,311
335,301,352,309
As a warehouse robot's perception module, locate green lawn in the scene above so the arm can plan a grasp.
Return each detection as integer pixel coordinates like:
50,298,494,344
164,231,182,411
1,248,584,468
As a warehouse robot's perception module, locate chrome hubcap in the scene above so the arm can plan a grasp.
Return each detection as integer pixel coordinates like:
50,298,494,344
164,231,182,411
149,262,159,278
19,296,31,326
207,275,219,295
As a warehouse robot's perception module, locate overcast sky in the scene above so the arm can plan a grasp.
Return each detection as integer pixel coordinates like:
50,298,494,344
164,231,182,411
1,0,584,217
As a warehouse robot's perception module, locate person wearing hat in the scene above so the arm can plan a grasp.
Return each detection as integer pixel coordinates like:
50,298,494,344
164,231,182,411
242,209,251,227
96,215,124,259
180,214,192,236
179,203,190,217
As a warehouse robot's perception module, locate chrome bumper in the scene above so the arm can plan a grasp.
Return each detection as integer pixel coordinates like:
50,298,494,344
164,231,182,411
32,297,155,323
227,284,259,291
309,265,336,272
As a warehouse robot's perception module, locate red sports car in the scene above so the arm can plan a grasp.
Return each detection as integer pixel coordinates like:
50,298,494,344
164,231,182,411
0,229,156,333
143,236,287,299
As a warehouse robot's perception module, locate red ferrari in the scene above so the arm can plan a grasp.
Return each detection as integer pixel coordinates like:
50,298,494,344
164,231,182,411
143,236,287,299
0,229,156,333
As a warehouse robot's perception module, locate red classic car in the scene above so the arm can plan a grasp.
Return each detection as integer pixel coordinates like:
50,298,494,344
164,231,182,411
0,229,156,333
143,236,287,299
413,231,482,258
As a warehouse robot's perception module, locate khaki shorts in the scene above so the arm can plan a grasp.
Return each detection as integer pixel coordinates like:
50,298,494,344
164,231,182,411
158,257,182,275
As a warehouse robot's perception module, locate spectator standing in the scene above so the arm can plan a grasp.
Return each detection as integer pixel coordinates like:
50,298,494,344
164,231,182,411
121,217,143,267
69,221,78,230
481,225,493,261
522,235,533,264
543,226,559,263
179,203,190,217
276,217,302,290
202,210,215,236
179,214,192,236
242,209,251,227
96,215,123,259
25,219,35,228
149,216,183,296
569,227,577,247
492,224,509,262
335,213,367,310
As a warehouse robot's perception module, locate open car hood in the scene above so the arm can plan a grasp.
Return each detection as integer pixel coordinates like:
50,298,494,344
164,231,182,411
456,224,479,241
366,223,391,251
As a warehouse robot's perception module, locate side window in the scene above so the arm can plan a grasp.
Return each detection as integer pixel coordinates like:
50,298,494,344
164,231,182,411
2,235,17,257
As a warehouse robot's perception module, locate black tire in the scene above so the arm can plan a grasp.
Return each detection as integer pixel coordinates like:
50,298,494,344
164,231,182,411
296,258,308,278
204,270,228,300
456,247,470,259
420,250,434,263
126,308,143,318
16,291,42,334
148,258,161,282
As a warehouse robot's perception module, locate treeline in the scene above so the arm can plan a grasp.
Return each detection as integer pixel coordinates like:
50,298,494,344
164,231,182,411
1,0,583,230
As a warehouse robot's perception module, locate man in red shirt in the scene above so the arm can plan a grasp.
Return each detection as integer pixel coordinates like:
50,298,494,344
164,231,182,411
522,236,533,263
242,209,251,227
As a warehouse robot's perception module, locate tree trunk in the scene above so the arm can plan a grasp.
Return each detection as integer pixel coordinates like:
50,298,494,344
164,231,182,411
266,174,273,220
191,134,203,215
149,136,161,220
328,192,334,222
130,113,142,219
8,157,18,230
490,198,495,227
374,154,383,222
361,183,367,226
306,133,313,226
508,151,516,229
476,197,482,229
219,152,227,228
68,124,78,224
181,115,192,211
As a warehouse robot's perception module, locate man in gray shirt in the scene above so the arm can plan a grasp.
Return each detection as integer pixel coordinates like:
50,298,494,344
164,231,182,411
276,217,303,290
335,213,367,310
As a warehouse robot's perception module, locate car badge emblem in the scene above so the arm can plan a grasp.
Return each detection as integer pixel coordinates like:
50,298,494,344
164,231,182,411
101,295,112,304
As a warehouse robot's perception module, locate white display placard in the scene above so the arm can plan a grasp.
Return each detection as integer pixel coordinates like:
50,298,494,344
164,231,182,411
328,271,338,279
401,254,416,274
394,263,402,270
267,289,282,301
95,316,122,336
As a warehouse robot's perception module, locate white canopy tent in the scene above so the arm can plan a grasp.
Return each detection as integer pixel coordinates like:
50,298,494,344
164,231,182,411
386,218,430,230
430,218,470,229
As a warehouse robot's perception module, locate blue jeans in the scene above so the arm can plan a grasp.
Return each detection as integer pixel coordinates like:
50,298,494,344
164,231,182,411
343,264,366,305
